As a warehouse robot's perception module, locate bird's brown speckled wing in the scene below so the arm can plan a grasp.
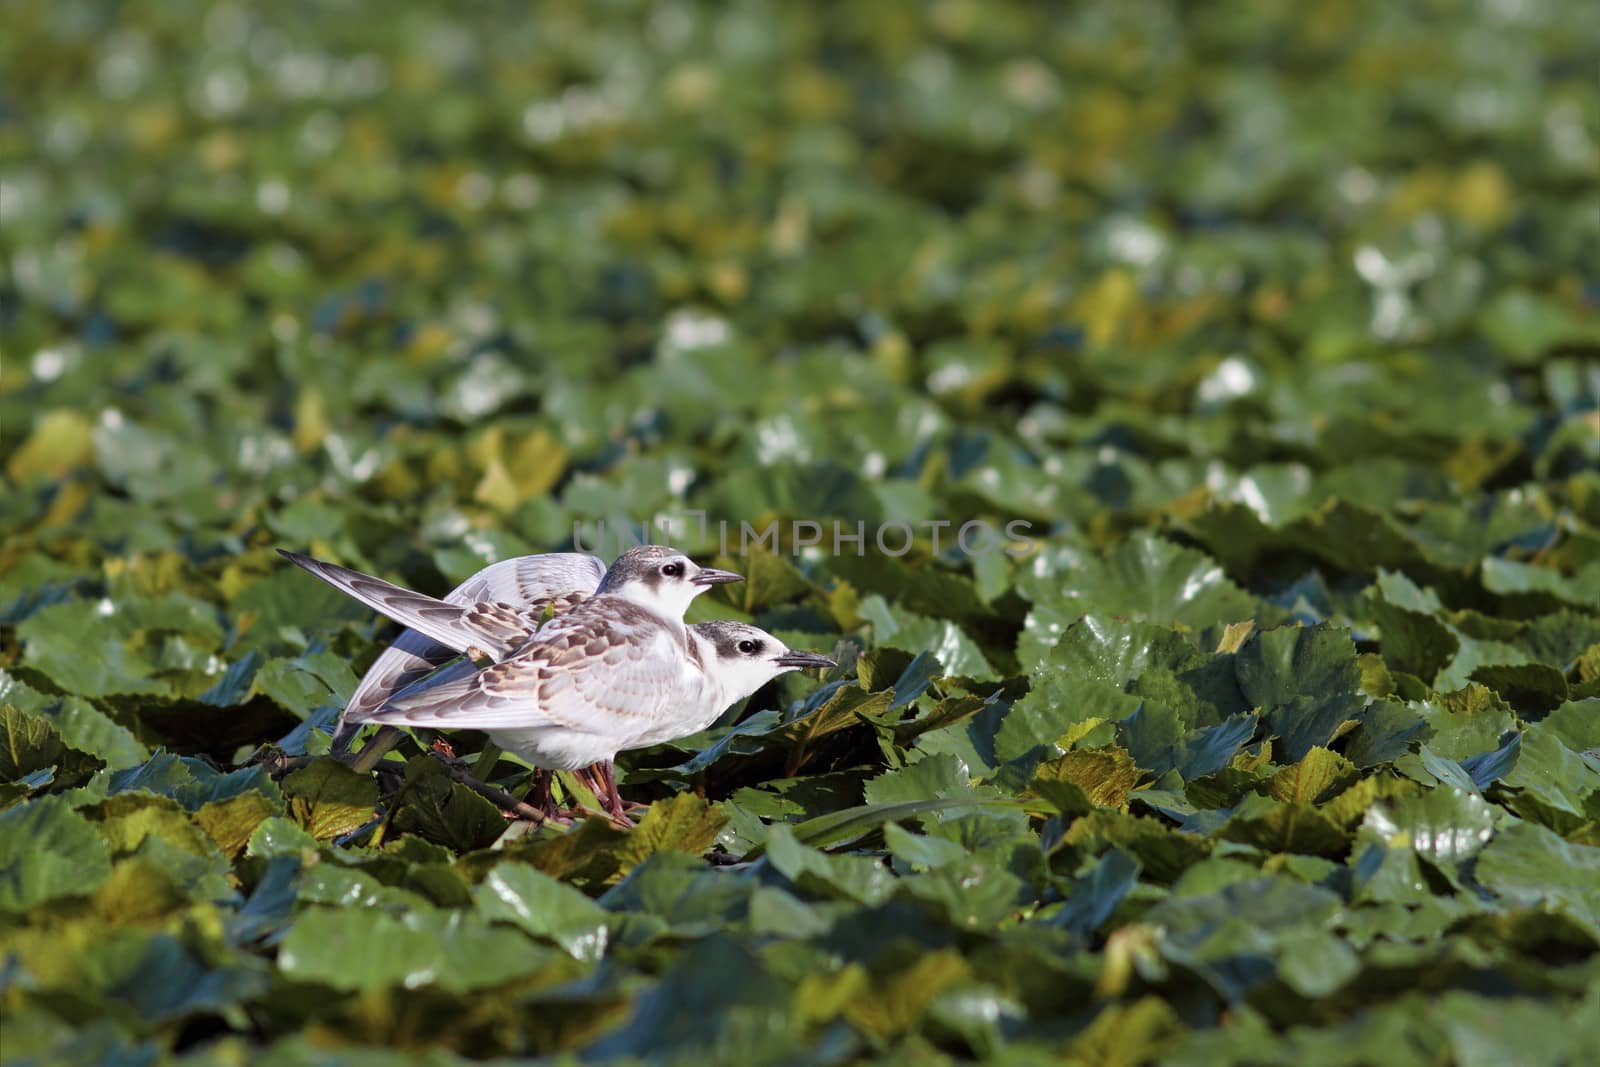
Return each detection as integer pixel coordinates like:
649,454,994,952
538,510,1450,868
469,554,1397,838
279,550,551,656
358,600,692,733
279,551,605,722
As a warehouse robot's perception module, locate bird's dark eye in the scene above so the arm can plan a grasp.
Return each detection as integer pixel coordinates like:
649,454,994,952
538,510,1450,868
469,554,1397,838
737,639,761,655
661,562,683,577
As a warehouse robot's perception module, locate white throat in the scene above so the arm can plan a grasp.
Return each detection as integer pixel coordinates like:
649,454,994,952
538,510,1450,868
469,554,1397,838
687,625,725,690
608,581,698,623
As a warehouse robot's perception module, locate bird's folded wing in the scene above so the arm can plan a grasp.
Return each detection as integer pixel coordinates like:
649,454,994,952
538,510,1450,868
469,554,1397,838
451,552,607,606
360,610,685,731
344,592,595,719
340,554,604,721
278,550,534,660
342,628,461,723
378,657,482,706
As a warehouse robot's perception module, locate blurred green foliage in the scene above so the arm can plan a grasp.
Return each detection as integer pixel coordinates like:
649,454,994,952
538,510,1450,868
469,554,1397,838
2,0,1598,1063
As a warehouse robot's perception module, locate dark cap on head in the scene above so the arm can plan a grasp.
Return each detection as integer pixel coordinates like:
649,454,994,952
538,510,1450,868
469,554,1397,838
694,620,764,658
596,545,689,593
693,620,834,668
596,546,743,594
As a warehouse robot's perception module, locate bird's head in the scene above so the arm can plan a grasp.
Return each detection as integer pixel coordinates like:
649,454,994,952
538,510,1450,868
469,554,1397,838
692,621,835,704
596,545,743,619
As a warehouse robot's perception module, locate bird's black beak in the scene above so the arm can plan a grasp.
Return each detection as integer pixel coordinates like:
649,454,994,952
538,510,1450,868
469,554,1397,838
773,650,835,670
690,567,745,586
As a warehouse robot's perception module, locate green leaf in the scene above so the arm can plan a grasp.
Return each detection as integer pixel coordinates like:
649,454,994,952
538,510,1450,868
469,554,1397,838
0,704,100,782
1368,595,1460,683
280,758,379,840
387,755,507,852
899,857,1025,930
1121,707,1260,780
1479,288,1589,363
1273,928,1362,998
1144,876,1343,1000
1482,556,1600,609
1475,821,1600,939
1434,991,1600,1067
7,409,96,482
1048,616,1213,686
884,651,944,711
772,684,894,770
999,616,1231,762
1065,810,1211,882
1457,731,1523,791
1236,621,1362,708
0,672,149,768
584,935,797,1062
1419,744,1481,794
277,906,560,993
1500,724,1598,821
1219,794,1350,856
231,568,366,652
1024,532,1260,632
0,796,113,911
107,754,279,812
256,650,359,717
16,600,168,698
762,796,1030,856
1046,848,1141,935
1064,998,1184,1067
1267,747,1360,805
1236,622,1367,759
763,824,895,904
845,950,974,1038
883,822,969,869
862,753,974,807
1031,746,1143,809
194,791,280,857
196,651,262,707
1361,788,1496,874
1469,662,1570,715
473,864,611,961
600,850,754,932
610,792,729,870
859,598,997,680
1344,699,1429,767
997,677,1140,763
32,926,266,1026
1544,698,1600,753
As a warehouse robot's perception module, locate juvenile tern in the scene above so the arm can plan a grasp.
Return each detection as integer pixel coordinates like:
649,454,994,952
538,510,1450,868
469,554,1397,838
369,612,833,819
280,547,821,819
298,546,738,750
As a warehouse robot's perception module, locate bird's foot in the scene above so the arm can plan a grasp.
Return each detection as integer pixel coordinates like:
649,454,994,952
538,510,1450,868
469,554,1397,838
428,738,469,771
603,799,637,829
563,803,635,829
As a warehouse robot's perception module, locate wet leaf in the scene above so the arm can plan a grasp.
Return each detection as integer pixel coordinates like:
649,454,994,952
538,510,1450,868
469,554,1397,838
473,864,611,961
1361,788,1496,873
277,905,560,993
